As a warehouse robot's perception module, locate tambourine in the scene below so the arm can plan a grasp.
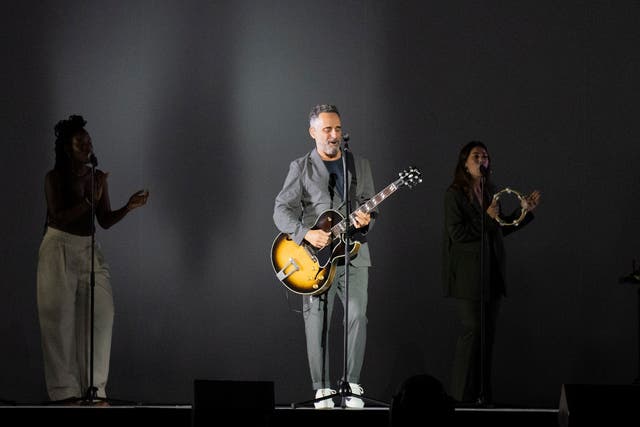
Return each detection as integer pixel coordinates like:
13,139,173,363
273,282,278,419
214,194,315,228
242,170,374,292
492,187,528,226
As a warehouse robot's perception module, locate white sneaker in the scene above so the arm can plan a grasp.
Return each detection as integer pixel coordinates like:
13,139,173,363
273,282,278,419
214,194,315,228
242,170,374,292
345,383,365,408
314,388,336,409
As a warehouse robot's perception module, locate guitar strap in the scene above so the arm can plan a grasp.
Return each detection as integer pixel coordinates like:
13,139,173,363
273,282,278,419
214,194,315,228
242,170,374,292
346,152,367,244
346,151,357,210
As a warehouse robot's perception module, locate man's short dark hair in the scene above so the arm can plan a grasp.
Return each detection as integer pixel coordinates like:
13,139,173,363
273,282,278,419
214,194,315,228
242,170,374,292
309,104,340,126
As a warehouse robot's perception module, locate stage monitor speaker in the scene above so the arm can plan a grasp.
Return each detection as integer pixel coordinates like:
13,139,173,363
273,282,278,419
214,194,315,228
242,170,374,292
193,379,275,427
559,383,640,427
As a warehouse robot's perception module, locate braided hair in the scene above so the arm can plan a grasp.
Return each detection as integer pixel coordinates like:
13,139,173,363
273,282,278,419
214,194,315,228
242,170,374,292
53,114,87,172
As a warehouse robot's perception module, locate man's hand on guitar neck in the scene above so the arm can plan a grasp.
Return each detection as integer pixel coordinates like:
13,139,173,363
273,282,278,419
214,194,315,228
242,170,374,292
351,211,371,229
305,229,332,249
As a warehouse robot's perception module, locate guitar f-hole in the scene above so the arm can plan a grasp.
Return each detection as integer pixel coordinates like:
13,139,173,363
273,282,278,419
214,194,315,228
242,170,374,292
276,257,300,281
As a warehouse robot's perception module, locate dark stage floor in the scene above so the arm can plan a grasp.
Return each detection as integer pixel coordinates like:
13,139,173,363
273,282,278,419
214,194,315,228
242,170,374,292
8,382,640,426
1,402,561,427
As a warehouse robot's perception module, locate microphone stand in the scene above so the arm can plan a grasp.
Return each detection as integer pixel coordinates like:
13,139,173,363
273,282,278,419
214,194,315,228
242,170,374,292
619,260,640,384
81,158,100,405
335,136,388,409
477,172,488,406
80,157,132,407
338,139,352,408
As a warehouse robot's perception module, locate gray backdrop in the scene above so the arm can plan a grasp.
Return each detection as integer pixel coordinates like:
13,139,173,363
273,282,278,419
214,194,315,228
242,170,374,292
1,0,638,407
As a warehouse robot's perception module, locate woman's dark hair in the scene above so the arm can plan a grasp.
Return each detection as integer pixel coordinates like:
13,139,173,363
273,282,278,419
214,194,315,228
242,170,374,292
53,114,87,172
450,140,493,203
50,114,88,215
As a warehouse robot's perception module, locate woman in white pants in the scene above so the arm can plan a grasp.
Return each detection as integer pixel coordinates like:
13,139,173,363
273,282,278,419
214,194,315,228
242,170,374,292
37,114,148,403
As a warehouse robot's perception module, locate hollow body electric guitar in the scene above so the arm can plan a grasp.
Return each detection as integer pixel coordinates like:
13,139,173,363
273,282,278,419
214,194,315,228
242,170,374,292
271,166,422,296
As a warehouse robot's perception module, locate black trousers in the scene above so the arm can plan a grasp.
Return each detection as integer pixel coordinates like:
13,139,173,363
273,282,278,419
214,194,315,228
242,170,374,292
451,298,501,403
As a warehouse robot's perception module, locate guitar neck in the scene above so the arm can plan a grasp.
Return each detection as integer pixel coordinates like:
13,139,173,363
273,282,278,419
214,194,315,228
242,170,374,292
331,178,404,235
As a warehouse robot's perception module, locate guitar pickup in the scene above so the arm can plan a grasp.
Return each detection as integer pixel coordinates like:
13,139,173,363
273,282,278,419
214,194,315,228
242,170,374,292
276,258,300,281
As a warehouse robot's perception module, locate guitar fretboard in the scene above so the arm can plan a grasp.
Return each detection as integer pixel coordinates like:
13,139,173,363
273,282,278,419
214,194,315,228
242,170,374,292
331,179,402,236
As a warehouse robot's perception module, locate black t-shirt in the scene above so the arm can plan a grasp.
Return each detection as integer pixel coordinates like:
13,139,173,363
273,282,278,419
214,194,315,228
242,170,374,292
323,159,345,201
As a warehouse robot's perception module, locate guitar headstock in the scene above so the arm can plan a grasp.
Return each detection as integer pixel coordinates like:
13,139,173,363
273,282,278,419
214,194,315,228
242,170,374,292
398,166,422,188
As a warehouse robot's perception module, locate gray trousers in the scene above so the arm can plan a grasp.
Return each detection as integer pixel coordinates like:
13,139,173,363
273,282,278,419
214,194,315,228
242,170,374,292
37,227,114,401
303,265,368,390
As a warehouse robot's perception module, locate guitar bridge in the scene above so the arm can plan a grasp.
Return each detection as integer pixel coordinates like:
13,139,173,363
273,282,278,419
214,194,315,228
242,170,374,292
276,257,300,281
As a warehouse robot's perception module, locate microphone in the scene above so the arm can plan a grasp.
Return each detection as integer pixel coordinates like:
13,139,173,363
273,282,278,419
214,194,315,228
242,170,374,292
342,132,350,150
479,164,489,176
88,153,98,167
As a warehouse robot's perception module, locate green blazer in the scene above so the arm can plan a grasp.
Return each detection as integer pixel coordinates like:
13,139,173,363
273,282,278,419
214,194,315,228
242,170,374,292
441,186,533,300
